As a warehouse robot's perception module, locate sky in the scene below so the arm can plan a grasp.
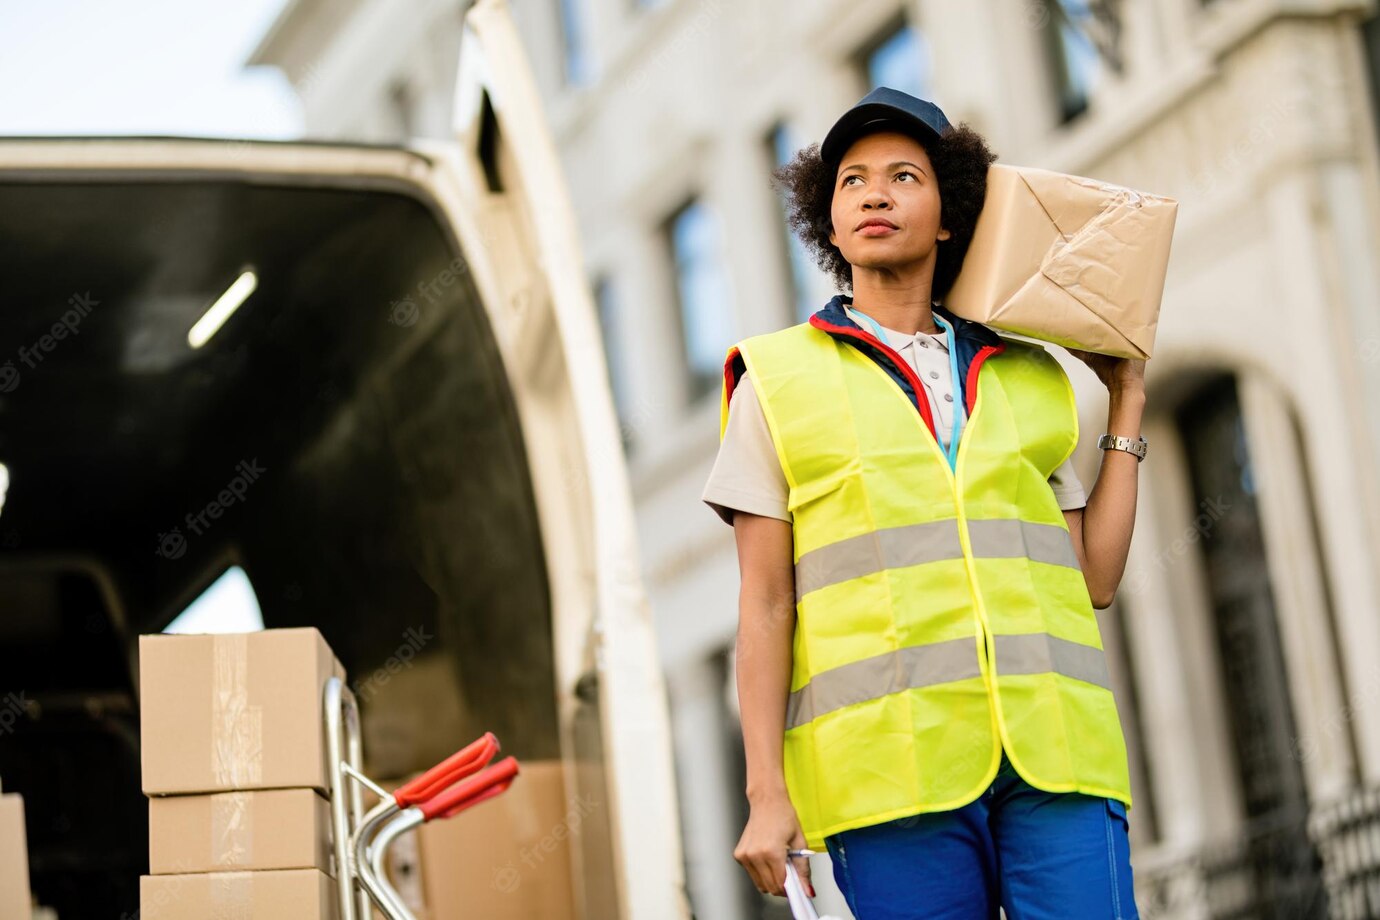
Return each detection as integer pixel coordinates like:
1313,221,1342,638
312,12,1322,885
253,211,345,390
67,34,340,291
0,1,299,631
0,0,302,138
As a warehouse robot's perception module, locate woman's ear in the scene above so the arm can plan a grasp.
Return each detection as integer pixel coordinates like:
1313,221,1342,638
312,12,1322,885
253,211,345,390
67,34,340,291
938,226,952,241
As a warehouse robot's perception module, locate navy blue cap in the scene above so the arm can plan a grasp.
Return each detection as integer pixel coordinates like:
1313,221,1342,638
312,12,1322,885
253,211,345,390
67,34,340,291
821,87,952,168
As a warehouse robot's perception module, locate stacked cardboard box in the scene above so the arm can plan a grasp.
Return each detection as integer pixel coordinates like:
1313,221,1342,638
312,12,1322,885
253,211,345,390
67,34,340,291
0,788,32,918
368,761,577,919
364,760,580,919
139,628,347,919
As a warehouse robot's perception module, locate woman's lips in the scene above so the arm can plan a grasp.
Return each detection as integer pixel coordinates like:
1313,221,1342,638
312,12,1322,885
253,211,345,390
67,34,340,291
857,224,898,236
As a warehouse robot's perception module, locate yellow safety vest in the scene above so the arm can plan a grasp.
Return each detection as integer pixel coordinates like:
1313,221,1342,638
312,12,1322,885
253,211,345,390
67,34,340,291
720,319,1132,850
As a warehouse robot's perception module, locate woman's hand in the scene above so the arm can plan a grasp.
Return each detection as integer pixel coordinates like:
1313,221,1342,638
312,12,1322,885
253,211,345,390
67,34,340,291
734,791,814,898
1066,347,1146,396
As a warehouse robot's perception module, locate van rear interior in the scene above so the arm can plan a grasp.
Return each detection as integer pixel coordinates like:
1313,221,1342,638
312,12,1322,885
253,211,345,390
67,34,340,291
0,163,584,917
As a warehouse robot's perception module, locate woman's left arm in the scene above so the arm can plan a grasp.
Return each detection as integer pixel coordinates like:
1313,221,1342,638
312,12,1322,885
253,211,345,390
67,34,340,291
1061,351,1147,609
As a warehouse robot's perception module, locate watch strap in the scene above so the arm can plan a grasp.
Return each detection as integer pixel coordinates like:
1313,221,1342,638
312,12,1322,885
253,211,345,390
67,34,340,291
1098,433,1147,461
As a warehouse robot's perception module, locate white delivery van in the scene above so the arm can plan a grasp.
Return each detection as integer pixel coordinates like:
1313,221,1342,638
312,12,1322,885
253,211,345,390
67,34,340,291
0,1,690,917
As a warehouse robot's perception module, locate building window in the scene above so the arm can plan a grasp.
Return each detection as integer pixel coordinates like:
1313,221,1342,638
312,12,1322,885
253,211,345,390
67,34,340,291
862,19,932,100
1100,598,1160,844
389,79,417,141
1174,375,1324,912
557,0,591,86
667,198,737,404
1364,11,1380,149
767,122,817,324
1042,0,1104,123
593,276,636,449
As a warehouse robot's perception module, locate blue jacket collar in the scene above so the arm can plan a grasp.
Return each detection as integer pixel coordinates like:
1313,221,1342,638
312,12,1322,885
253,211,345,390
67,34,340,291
812,293,1002,353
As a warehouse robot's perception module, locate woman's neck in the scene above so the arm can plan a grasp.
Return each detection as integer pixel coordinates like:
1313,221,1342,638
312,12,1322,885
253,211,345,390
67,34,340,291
848,297,942,336
848,264,942,335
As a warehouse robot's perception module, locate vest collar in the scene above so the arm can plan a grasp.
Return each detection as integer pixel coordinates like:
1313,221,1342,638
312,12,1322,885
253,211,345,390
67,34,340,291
811,293,1002,351
805,293,1007,441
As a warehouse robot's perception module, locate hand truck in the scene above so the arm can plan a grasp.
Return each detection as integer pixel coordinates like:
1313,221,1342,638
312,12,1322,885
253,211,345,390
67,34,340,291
324,675,520,919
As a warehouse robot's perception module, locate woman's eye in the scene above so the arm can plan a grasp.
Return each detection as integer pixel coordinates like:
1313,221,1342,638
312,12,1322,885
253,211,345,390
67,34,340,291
897,171,916,181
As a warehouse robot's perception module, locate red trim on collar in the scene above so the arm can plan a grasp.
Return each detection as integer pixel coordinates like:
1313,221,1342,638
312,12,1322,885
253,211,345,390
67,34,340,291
964,343,1005,417
808,314,937,441
722,346,743,405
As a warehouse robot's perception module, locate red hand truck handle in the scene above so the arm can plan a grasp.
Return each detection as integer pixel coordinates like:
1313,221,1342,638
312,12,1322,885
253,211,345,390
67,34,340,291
418,756,520,822
437,776,514,821
393,732,500,808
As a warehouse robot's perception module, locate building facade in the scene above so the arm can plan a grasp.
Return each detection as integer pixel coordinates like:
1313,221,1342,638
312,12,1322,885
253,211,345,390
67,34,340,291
249,1,1380,916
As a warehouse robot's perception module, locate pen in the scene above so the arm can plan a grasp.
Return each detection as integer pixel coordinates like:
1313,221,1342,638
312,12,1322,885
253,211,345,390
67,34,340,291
786,848,816,858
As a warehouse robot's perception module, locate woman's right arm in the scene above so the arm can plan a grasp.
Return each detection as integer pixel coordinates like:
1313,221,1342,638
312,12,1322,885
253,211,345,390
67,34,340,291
730,509,814,898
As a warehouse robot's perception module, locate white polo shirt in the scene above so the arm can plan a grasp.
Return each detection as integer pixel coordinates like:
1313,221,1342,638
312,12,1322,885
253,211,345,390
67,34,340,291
702,316,1087,525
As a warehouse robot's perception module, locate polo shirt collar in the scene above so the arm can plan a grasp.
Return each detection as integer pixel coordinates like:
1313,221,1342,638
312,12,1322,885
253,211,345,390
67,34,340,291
815,293,1002,351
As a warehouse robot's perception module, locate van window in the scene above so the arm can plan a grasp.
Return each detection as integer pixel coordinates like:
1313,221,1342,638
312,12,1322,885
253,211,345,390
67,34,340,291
163,565,264,634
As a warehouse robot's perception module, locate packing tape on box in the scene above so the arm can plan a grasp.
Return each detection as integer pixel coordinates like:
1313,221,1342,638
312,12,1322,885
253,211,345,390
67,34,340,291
211,792,253,868
212,633,264,789
211,870,253,917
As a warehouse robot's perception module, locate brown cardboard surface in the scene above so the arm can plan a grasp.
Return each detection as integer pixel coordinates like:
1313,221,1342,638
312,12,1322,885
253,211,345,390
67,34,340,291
945,163,1178,360
417,760,578,920
149,788,334,876
139,868,337,919
140,628,347,795
0,793,31,919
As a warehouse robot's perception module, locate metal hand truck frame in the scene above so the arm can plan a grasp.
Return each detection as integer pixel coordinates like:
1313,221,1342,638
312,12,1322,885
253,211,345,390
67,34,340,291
324,675,520,919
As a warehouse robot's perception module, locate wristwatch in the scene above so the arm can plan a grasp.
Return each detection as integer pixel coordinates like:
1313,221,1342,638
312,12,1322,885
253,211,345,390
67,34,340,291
1098,433,1148,462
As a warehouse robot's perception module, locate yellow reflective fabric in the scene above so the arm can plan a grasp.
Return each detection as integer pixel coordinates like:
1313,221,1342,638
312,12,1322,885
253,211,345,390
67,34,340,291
722,322,1132,850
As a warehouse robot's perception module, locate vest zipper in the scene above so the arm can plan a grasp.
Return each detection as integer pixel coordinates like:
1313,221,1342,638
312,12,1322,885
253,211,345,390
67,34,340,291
812,318,1022,782
815,318,1017,779
951,343,1014,769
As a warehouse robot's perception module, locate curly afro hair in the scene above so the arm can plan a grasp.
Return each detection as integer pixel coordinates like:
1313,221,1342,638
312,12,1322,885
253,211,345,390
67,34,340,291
770,123,998,301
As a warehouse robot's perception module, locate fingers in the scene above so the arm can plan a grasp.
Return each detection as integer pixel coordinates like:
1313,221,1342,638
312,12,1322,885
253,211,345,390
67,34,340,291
752,852,786,896
734,845,785,896
790,833,816,899
767,851,787,897
790,853,816,898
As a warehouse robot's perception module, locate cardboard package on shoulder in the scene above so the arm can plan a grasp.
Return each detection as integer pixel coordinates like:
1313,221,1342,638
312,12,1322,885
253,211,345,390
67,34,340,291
945,163,1178,360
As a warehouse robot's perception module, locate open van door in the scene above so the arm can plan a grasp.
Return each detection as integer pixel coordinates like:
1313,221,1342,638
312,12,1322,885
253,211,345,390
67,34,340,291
434,1,693,916
0,0,689,916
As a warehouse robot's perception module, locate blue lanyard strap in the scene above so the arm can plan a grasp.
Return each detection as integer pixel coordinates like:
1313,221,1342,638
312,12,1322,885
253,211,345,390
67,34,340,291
846,305,967,470
931,313,967,470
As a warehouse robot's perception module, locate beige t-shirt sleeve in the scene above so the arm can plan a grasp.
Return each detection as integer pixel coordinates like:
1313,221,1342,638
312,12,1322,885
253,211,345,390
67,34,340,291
701,372,1089,526
1048,454,1087,511
702,373,792,525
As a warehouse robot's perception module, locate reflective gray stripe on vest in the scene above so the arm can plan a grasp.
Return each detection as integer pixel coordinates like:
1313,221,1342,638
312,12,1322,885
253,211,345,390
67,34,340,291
795,518,1081,601
785,637,980,730
967,519,1081,571
993,633,1111,691
785,633,1110,730
795,520,962,601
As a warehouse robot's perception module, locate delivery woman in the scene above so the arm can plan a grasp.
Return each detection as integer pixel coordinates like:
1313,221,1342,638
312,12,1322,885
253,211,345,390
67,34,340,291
702,87,1148,919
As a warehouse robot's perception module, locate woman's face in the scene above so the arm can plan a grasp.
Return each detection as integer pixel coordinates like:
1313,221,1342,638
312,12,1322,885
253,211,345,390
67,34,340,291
827,130,949,274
